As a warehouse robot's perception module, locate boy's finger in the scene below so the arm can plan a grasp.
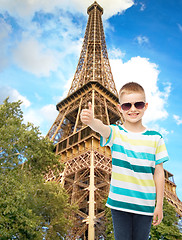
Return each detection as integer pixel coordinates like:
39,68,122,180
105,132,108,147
152,215,157,225
88,102,92,110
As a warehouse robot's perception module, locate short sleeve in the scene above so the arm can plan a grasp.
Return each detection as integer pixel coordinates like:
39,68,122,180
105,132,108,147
155,137,169,165
100,125,116,148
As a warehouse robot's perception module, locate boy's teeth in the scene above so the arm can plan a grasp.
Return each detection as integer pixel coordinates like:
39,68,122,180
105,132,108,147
129,113,138,116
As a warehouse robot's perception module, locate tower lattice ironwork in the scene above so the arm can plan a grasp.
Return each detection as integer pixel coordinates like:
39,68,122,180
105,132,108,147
46,2,182,239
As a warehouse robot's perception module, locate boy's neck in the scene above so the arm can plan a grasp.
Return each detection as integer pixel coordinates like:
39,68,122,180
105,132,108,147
123,121,146,133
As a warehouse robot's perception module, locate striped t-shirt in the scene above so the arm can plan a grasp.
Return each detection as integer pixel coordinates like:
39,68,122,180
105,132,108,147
100,124,169,216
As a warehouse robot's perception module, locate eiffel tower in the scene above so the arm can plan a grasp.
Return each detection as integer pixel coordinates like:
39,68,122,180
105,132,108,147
47,2,122,239
46,1,182,239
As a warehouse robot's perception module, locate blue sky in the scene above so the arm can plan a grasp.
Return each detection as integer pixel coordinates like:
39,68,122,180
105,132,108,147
0,0,182,201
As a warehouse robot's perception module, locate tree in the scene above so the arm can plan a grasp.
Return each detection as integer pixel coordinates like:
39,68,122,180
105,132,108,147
0,98,73,239
0,170,43,239
103,199,114,240
150,198,182,240
0,98,60,174
178,218,182,234
105,205,114,240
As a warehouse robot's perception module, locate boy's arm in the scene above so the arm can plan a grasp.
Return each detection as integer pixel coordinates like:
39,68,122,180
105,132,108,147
153,163,165,226
80,102,111,139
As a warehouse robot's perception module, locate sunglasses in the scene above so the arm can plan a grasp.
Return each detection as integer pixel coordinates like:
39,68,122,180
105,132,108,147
121,101,146,111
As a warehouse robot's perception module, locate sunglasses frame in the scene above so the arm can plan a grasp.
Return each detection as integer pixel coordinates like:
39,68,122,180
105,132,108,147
120,101,146,111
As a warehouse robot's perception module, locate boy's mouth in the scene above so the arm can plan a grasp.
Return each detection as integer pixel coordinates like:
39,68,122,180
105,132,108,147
128,113,139,117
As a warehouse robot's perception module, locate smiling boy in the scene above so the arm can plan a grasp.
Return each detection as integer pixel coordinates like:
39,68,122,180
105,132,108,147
80,82,169,240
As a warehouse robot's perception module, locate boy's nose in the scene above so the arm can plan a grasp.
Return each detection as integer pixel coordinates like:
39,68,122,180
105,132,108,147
130,104,137,111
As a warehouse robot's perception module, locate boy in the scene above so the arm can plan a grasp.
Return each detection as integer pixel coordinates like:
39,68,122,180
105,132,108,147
80,82,169,240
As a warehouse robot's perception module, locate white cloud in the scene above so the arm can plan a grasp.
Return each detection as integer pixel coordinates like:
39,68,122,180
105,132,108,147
23,108,42,126
159,127,170,138
0,86,31,108
108,47,126,59
40,104,58,123
59,15,83,39
173,115,182,125
0,0,134,20
13,38,59,77
139,2,146,11
147,124,170,140
0,17,12,70
96,0,134,19
61,37,83,60
53,75,74,102
0,17,12,41
110,56,170,124
23,104,58,135
136,35,149,45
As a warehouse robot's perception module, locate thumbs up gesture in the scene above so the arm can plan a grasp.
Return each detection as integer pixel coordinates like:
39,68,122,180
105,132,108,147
80,102,111,139
80,102,94,126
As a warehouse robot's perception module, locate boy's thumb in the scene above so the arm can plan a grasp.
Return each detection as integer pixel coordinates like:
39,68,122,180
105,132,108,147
88,102,92,110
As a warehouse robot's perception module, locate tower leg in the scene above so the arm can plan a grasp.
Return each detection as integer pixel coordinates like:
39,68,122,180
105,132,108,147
88,148,95,240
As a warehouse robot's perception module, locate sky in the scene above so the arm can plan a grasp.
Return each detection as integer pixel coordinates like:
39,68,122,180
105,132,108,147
0,0,182,201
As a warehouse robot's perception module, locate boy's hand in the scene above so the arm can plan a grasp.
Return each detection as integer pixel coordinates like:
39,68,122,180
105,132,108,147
152,205,163,226
80,102,94,126
80,102,111,139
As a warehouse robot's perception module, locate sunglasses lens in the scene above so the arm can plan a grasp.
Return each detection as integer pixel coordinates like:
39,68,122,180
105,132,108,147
135,102,145,109
121,103,132,111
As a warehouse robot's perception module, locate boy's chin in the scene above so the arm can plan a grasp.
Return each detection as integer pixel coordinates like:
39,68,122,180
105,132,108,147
125,118,142,124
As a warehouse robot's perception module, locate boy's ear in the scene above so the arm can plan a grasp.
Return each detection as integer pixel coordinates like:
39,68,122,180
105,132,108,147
145,102,149,111
117,104,122,113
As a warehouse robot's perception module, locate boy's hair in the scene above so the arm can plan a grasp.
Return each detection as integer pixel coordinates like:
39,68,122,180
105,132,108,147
119,82,146,102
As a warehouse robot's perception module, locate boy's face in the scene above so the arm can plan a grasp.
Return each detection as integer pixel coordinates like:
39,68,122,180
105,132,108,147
118,92,148,125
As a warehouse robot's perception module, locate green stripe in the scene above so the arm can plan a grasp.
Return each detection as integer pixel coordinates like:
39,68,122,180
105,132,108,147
110,185,156,200
107,198,155,213
112,158,155,174
111,144,155,161
117,125,127,132
143,130,162,137
115,125,162,138
156,156,169,165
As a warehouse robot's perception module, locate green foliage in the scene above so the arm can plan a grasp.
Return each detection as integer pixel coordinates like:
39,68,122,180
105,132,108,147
103,199,114,240
0,98,61,175
30,178,73,240
0,98,73,239
105,206,115,240
150,198,182,240
0,170,43,239
178,218,182,233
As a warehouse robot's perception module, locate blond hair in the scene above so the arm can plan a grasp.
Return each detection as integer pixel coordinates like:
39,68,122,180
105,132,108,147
119,82,146,102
